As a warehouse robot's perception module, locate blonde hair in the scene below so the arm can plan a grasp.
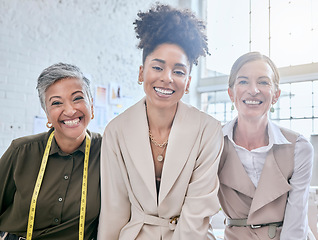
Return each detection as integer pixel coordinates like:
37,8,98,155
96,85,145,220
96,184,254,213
228,52,280,91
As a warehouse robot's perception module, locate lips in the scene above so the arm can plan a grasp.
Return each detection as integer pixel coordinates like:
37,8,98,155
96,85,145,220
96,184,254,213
62,117,81,126
154,87,175,95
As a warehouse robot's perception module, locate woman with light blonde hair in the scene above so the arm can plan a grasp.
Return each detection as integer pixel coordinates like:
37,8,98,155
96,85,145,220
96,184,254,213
218,51,313,239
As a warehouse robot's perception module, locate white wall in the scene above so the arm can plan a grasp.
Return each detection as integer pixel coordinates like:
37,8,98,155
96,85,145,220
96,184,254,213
0,0,180,156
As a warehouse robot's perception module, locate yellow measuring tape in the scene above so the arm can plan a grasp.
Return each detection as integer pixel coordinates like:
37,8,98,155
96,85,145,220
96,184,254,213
26,131,91,240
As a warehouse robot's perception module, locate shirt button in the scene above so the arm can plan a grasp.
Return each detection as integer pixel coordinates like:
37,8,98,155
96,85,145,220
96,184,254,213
54,218,59,223
64,175,69,180
58,197,63,202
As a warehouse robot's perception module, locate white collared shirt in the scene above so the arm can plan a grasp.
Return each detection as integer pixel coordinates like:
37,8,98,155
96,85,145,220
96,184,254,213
223,118,314,240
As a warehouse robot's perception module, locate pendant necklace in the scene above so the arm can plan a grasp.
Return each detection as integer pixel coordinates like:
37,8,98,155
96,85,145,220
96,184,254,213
149,130,168,162
156,144,167,162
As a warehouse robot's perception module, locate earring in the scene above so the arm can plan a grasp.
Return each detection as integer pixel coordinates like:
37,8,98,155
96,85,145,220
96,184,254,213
138,77,143,85
231,102,235,111
185,89,189,94
270,105,275,113
91,106,94,120
46,122,53,128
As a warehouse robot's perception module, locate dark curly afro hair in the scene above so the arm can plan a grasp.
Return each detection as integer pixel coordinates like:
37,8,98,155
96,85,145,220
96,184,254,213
133,3,210,67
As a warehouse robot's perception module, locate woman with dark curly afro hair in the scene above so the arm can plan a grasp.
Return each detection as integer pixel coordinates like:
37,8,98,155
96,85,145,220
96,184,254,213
98,3,224,240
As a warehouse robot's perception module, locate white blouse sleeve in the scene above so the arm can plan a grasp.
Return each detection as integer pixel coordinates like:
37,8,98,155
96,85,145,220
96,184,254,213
280,135,314,240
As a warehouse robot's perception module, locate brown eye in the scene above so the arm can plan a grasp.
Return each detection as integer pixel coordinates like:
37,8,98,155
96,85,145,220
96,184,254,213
74,96,84,101
52,101,62,106
174,70,185,76
152,66,162,71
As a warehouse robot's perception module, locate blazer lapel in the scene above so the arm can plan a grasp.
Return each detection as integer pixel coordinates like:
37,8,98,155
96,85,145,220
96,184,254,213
122,98,157,202
249,148,291,216
159,102,200,204
219,137,255,198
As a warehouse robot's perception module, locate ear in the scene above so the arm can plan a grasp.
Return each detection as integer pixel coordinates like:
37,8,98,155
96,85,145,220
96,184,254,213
185,76,192,92
272,88,281,104
91,98,94,111
45,111,52,124
138,65,144,83
228,88,234,102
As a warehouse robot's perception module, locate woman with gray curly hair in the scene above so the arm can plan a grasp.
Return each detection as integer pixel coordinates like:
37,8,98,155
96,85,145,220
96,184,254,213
98,3,223,240
0,63,101,240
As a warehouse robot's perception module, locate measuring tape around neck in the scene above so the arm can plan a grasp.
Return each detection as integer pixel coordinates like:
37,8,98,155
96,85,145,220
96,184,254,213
26,131,91,240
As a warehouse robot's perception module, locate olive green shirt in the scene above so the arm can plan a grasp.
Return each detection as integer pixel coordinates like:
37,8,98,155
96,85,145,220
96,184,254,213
0,128,101,240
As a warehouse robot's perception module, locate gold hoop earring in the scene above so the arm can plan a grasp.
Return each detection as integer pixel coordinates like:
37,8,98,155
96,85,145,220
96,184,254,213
185,89,189,94
91,106,94,120
46,122,53,129
138,79,143,85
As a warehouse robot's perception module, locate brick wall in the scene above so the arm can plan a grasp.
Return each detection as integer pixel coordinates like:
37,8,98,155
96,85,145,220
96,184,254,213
0,0,179,156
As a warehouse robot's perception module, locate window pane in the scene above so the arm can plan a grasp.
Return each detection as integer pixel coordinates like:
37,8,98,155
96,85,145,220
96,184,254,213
206,0,250,75
205,0,318,77
201,93,209,112
250,0,269,54
206,104,216,115
271,0,316,67
314,81,318,107
314,107,318,117
276,84,290,119
215,103,224,113
215,112,225,123
314,119,318,134
215,90,230,103
291,119,312,139
275,119,291,129
277,95,290,119
290,82,312,118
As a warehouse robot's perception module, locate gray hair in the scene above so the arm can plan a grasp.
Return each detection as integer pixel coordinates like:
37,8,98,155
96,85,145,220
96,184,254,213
36,63,92,112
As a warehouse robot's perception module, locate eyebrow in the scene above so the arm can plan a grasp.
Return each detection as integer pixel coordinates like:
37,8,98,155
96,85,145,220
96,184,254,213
236,76,270,80
258,76,271,80
48,90,84,102
151,58,187,68
236,76,248,79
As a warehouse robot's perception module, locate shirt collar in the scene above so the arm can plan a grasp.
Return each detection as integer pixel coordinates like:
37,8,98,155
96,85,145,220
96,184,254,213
49,129,89,156
223,117,291,149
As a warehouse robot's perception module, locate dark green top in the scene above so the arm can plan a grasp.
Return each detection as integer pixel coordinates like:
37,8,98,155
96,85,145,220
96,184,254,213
0,128,101,240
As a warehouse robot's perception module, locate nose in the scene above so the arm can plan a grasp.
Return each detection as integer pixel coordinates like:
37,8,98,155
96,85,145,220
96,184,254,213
248,82,260,96
161,69,173,83
63,102,76,116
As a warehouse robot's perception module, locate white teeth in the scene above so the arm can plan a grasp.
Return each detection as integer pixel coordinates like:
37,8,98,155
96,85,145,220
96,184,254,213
154,87,174,95
63,118,80,126
244,100,261,105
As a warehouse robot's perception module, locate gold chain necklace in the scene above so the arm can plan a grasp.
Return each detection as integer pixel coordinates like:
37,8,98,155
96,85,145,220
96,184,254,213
149,130,168,148
149,130,168,161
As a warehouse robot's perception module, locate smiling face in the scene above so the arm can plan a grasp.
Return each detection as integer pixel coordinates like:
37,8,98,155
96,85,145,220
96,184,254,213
45,77,93,145
228,60,281,122
138,43,191,110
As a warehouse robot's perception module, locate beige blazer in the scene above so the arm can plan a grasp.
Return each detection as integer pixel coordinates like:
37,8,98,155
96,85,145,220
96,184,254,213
218,128,298,240
97,97,224,240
